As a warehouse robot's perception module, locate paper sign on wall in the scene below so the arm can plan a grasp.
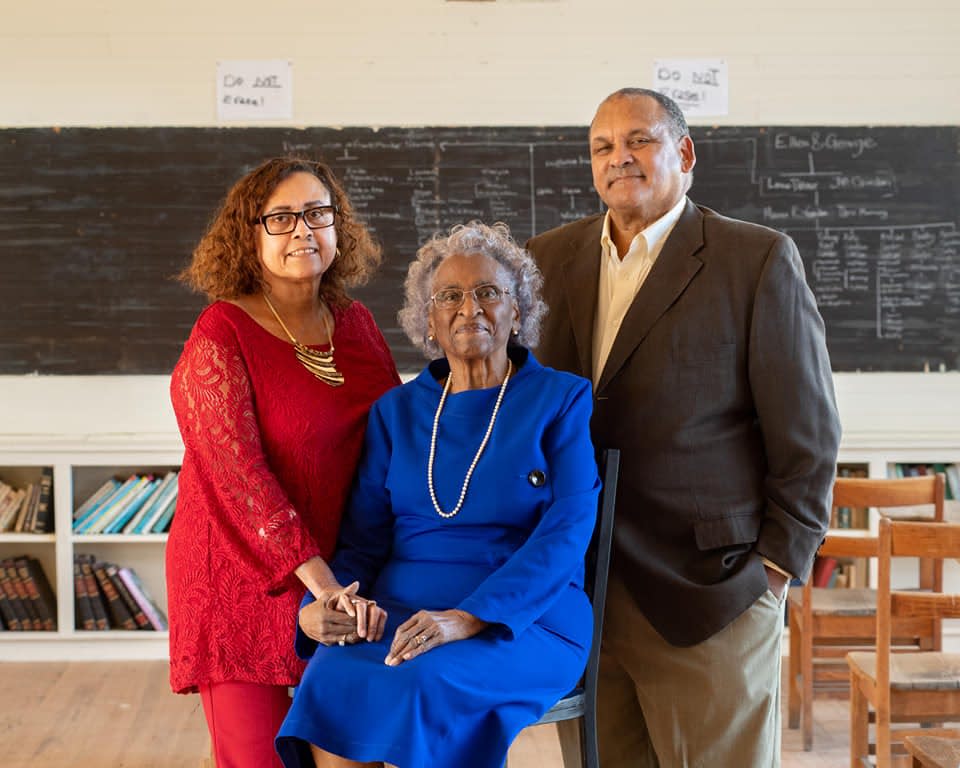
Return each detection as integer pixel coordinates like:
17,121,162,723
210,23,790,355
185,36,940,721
652,59,728,118
217,60,293,121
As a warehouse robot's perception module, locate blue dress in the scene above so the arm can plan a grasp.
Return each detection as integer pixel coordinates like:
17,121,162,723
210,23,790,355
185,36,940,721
276,348,599,768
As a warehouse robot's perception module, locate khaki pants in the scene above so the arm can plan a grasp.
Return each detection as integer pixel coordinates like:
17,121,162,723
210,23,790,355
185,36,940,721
597,573,785,768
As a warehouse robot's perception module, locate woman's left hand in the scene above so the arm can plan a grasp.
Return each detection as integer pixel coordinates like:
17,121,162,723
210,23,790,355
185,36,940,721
384,609,488,666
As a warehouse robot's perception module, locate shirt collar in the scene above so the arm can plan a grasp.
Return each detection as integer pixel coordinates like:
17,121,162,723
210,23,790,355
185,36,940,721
600,195,688,262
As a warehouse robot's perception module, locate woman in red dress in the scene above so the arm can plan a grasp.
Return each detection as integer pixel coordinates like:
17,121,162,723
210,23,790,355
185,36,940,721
168,157,399,768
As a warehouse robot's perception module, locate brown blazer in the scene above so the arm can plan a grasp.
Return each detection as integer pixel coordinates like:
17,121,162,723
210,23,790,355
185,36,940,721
528,200,841,646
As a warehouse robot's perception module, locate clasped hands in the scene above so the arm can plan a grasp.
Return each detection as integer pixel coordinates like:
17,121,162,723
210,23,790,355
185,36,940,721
299,581,487,666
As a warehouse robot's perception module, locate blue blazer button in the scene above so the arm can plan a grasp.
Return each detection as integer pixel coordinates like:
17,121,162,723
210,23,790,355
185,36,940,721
527,470,546,487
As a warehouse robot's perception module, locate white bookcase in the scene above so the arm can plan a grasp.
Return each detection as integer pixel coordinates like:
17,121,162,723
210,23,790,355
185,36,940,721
1,371,959,659
0,377,182,660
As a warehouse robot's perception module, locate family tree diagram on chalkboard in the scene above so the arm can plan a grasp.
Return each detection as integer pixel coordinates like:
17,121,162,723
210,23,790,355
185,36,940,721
0,126,957,373
690,126,960,373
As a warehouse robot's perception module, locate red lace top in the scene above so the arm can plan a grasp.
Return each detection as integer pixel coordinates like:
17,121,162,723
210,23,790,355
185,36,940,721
167,300,399,694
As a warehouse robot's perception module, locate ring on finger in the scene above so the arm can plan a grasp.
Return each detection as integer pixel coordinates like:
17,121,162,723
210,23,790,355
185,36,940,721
416,633,428,646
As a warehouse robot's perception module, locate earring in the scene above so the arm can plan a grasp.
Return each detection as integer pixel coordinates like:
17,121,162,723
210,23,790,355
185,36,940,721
512,328,520,336
427,333,435,342
335,248,341,259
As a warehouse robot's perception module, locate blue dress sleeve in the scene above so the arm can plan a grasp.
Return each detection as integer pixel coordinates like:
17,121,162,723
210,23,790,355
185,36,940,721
457,376,600,638
330,400,396,590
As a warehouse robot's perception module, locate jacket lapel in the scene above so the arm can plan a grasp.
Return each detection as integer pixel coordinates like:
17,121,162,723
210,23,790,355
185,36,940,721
559,217,604,380
596,200,705,393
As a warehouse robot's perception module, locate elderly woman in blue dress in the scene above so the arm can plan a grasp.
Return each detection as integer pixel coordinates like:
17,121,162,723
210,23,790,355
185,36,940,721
276,220,600,768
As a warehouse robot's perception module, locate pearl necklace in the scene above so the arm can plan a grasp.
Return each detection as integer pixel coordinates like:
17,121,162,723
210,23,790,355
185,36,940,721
428,360,512,519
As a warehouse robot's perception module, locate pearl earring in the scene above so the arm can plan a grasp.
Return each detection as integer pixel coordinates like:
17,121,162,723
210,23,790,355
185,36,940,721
427,333,435,342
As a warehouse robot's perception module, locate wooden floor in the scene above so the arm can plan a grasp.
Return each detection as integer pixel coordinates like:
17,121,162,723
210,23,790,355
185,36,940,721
0,661,849,767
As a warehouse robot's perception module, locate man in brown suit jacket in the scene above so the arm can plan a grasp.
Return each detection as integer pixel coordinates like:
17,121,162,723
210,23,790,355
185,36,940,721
527,88,841,767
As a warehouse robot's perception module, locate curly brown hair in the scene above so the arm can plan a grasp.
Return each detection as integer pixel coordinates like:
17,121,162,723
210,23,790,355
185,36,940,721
180,157,381,307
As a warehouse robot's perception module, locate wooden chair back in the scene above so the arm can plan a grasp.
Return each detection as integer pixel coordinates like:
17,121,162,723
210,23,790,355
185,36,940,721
870,517,960,767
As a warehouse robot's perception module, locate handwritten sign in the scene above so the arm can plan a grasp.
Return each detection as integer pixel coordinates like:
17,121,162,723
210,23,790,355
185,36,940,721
652,59,728,118
216,60,293,121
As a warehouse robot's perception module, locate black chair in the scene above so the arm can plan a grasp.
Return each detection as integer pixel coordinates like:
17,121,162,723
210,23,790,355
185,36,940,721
520,448,620,768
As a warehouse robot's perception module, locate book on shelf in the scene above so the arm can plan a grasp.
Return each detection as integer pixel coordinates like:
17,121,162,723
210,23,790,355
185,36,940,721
73,472,177,536
74,474,143,535
73,475,135,533
116,566,167,630
124,471,177,534
32,467,54,533
14,557,56,630
73,555,164,631
946,465,960,501
13,484,38,533
82,477,146,535
90,560,138,630
0,482,14,529
132,472,179,534
76,555,109,631
812,556,839,588
21,481,40,533
0,565,25,630
148,492,177,534
0,486,26,532
73,559,96,631
1,559,42,630
104,563,150,629
73,478,121,523
102,476,162,535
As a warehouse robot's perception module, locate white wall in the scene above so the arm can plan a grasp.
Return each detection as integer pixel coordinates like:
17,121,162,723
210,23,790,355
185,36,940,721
3,0,959,127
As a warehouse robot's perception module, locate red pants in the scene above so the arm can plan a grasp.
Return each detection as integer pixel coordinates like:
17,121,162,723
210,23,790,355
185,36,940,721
200,681,291,768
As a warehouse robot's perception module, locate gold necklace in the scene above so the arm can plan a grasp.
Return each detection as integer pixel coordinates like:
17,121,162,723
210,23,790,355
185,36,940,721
262,293,344,387
427,360,512,518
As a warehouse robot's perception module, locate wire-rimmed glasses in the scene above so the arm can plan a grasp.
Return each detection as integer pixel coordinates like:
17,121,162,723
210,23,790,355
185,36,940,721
429,284,511,310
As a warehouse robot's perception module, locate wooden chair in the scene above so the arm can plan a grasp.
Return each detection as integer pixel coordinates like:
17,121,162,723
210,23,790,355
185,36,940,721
904,734,960,768
847,517,960,768
514,448,619,768
787,474,946,751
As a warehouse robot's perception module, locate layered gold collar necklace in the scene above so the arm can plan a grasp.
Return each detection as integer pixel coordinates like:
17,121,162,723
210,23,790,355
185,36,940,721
262,293,344,387
427,360,512,518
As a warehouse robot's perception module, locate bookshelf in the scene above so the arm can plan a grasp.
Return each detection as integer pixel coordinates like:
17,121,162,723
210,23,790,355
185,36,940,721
0,436,181,660
0,377,180,659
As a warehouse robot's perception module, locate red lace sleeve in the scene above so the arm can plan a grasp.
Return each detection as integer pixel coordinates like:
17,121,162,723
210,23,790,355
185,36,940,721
171,328,322,595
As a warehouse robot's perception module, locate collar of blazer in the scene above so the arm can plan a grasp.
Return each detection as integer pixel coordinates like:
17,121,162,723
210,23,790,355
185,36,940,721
559,199,706,394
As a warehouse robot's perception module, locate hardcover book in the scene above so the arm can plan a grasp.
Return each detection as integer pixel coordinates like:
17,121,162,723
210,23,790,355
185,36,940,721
15,557,56,630
77,555,110,630
105,563,150,629
91,561,137,629
117,566,168,631
73,559,95,631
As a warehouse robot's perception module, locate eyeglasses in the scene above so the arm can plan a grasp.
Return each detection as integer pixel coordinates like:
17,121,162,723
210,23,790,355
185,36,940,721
254,205,338,235
429,283,511,310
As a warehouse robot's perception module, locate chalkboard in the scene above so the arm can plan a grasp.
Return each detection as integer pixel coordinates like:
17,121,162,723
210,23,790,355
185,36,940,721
1,126,958,374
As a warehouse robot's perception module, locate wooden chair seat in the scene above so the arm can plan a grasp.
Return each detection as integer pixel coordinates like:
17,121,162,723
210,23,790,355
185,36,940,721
848,652,960,691
788,586,876,616
904,734,960,768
